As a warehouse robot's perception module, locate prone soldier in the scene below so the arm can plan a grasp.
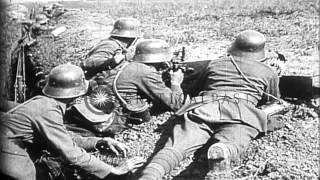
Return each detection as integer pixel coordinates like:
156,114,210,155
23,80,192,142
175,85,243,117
0,64,145,180
80,17,143,79
138,30,282,179
110,39,185,112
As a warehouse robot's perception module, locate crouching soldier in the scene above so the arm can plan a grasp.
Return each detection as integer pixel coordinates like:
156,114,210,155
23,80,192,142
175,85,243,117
0,64,145,180
138,30,281,179
80,17,143,79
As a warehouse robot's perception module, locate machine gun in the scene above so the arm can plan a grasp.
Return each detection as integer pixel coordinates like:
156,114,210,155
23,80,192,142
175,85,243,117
263,51,319,100
169,46,194,73
160,47,213,95
164,46,317,100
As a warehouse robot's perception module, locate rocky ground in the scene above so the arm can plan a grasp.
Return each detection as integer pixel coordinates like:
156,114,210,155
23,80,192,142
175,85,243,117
2,0,320,179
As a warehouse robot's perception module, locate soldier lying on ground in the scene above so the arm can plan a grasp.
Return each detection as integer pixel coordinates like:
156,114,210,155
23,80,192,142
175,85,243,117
137,30,283,179
32,14,56,36
80,17,143,79
42,3,66,18
92,38,185,112
0,64,145,180
67,39,185,136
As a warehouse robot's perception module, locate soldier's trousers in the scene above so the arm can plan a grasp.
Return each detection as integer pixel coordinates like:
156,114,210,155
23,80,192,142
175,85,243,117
168,100,260,159
139,101,261,180
175,98,263,158
165,114,259,160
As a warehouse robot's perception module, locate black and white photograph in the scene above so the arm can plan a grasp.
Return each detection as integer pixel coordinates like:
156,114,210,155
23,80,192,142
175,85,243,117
0,0,319,179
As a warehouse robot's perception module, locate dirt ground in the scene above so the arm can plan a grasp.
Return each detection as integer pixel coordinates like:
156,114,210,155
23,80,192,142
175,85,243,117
2,0,320,179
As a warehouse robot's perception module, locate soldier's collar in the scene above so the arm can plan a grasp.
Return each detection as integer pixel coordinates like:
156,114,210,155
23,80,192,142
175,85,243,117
55,99,67,115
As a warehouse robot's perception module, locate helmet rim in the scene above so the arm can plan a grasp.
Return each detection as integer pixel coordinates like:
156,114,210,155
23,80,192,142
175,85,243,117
132,52,172,63
110,30,142,38
73,96,114,123
42,64,89,99
109,17,142,38
42,80,89,99
132,39,172,63
227,30,266,61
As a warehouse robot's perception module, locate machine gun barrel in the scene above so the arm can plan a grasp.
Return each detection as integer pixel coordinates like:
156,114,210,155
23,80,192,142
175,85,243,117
170,46,194,73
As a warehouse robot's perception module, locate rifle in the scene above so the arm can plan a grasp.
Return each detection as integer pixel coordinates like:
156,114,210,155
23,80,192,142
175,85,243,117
14,46,26,103
13,11,37,103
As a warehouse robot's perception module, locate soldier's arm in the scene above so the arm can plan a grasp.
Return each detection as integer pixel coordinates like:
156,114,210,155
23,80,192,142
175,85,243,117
261,71,281,104
140,69,184,111
267,73,281,100
35,107,113,178
68,130,101,151
81,41,122,76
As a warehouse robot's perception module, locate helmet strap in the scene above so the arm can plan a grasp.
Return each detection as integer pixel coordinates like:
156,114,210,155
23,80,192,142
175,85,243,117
111,36,136,49
129,37,138,48
229,55,283,103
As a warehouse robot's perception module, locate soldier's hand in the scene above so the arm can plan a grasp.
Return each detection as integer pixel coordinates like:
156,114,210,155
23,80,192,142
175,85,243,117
265,58,286,76
267,114,287,132
96,137,129,157
110,157,146,175
264,51,287,76
170,69,184,86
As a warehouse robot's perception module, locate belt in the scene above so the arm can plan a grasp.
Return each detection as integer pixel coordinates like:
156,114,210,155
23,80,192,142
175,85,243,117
200,91,258,105
175,91,259,116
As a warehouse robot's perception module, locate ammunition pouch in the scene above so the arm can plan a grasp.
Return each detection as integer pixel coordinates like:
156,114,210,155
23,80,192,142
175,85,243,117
260,101,290,116
260,101,290,133
123,101,151,125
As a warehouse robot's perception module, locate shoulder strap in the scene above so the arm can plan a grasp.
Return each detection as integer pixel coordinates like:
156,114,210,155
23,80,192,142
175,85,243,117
229,55,283,103
112,62,130,108
86,38,123,58
109,38,126,52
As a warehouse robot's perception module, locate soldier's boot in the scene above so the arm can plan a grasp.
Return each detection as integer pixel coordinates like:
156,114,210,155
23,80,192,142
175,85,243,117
205,143,231,180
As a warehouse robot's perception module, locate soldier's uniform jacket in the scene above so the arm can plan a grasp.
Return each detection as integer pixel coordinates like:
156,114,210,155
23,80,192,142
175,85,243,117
92,61,184,112
0,96,113,178
177,56,280,132
82,37,131,79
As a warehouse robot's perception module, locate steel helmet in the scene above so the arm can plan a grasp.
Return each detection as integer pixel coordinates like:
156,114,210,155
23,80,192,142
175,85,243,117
227,30,266,61
110,17,142,38
132,39,172,63
72,85,117,124
35,14,49,24
42,64,89,99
